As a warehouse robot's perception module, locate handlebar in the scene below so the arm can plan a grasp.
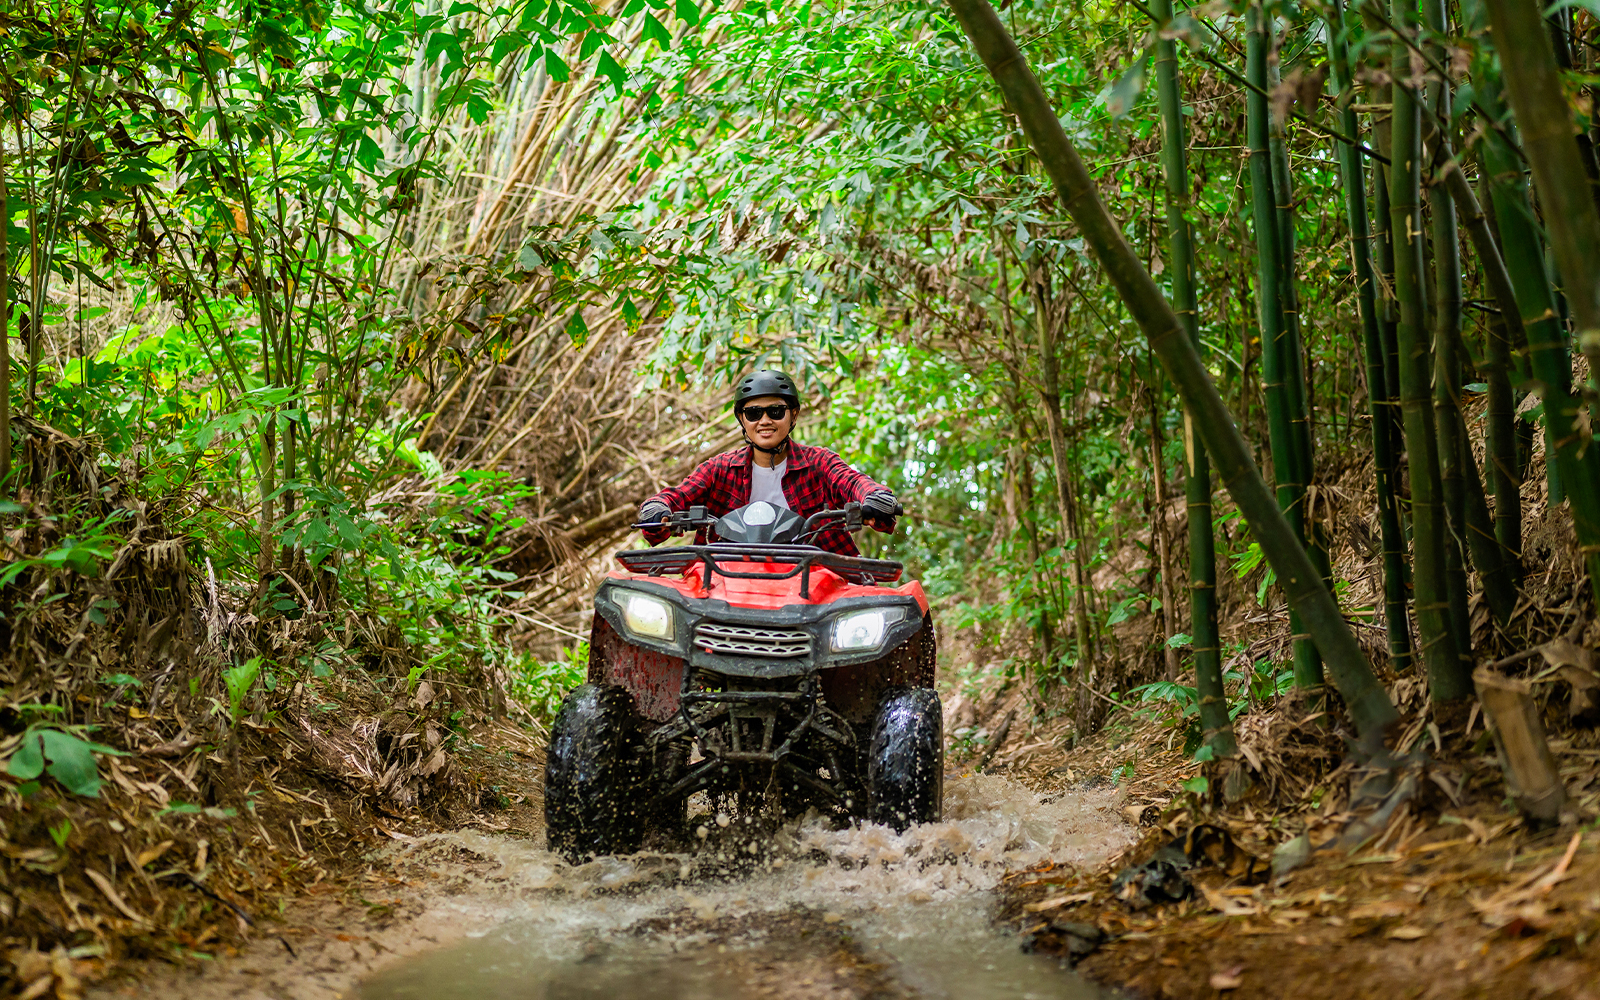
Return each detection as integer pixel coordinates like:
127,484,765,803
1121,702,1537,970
632,505,711,534
631,501,896,539
798,503,862,542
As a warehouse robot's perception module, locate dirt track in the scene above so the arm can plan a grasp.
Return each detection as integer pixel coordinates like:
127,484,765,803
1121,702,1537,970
86,775,1129,1000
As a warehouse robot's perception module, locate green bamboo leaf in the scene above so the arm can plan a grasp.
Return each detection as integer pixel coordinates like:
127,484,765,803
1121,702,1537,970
597,50,626,95
424,29,459,64
0,559,39,588
465,94,494,124
518,0,548,28
1105,52,1149,119
544,47,571,81
6,732,44,781
674,0,701,25
642,12,672,48
224,656,263,722
490,30,527,65
355,134,383,170
39,730,102,798
566,310,590,346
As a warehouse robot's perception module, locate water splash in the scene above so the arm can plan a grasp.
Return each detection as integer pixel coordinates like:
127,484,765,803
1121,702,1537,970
360,774,1131,999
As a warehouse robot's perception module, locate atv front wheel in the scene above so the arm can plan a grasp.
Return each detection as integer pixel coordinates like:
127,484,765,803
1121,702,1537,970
867,687,943,831
544,684,647,863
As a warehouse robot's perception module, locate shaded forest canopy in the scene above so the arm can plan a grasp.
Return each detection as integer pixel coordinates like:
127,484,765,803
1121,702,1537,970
1,0,1600,950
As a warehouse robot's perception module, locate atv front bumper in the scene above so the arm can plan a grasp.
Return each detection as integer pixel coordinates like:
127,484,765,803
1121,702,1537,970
593,577,926,679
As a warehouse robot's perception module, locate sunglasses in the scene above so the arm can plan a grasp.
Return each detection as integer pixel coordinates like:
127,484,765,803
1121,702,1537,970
740,404,792,422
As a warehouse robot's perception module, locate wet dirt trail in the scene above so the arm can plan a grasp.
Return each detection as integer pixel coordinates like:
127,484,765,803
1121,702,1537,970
97,775,1132,999
356,775,1128,1000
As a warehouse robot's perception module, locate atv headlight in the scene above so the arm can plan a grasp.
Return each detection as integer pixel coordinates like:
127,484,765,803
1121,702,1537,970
830,608,900,652
619,591,674,639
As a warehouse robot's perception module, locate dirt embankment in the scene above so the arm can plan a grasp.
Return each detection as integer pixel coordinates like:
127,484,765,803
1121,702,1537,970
0,420,558,999
968,662,1600,1000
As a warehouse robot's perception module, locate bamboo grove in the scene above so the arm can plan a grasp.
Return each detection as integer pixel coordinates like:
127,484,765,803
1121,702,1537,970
2,0,1600,746
937,0,1600,745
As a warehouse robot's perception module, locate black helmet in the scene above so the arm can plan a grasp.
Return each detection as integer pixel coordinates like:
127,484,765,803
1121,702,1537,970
732,369,800,409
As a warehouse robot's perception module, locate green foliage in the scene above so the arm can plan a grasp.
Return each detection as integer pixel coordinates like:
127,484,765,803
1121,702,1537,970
1230,540,1278,606
157,802,238,819
5,717,126,798
0,510,130,589
223,657,264,723
0,0,1580,738
1129,655,1295,760
1180,774,1210,796
510,642,589,719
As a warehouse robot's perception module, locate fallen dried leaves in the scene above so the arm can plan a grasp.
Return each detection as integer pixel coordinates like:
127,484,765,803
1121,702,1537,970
1022,892,1096,913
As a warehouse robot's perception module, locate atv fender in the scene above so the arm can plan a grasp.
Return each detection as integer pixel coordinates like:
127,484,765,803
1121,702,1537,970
819,614,936,724
588,616,685,722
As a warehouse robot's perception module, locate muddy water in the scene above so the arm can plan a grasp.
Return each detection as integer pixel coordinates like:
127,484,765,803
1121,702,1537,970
358,776,1131,1000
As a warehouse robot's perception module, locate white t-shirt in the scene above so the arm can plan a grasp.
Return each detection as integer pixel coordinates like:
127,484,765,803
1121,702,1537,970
749,459,791,509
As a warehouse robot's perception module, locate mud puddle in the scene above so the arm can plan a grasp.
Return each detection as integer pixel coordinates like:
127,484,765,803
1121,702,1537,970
358,775,1130,1000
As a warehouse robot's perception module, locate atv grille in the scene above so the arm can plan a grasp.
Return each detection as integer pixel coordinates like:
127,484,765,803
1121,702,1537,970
694,622,812,659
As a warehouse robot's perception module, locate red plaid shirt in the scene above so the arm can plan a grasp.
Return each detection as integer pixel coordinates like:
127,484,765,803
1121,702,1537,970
641,442,890,556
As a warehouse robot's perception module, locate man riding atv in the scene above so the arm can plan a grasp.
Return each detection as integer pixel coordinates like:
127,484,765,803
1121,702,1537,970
544,370,942,863
637,369,902,554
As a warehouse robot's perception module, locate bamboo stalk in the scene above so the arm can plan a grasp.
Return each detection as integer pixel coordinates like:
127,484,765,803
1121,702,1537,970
1326,0,1412,663
1266,62,1317,522
1374,173,1417,667
1431,156,1525,602
944,0,1398,741
1391,0,1467,700
1474,667,1568,823
1423,157,1523,620
1033,273,1096,675
1479,93,1568,511
1247,5,1322,693
1146,371,1181,681
1154,0,1231,754
1423,0,1474,667
1472,172,1524,587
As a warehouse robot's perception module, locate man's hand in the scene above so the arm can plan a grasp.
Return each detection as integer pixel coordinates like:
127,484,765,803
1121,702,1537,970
861,490,901,530
639,499,672,525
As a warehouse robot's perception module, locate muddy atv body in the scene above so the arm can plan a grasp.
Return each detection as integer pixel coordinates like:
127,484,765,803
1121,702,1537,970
545,500,942,862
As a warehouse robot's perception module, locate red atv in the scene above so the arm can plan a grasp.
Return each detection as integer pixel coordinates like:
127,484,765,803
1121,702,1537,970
544,499,942,863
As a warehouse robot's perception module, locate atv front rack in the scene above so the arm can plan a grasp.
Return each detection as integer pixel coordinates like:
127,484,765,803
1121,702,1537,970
615,543,902,598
